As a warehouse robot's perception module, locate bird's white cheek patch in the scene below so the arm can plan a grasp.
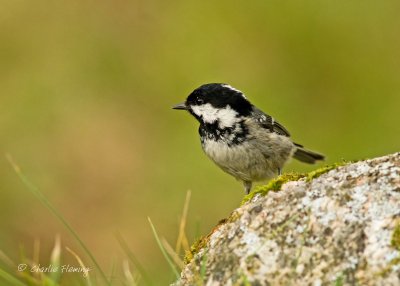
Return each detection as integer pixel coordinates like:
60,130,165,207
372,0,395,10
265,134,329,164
191,103,239,128
191,104,217,123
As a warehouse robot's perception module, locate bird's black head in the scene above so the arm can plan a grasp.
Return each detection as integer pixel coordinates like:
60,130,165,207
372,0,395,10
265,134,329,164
173,83,253,127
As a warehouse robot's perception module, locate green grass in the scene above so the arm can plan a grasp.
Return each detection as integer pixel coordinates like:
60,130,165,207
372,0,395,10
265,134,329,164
0,268,26,286
0,236,91,286
6,154,111,286
148,218,180,279
2,155,196,285
115,232,153,286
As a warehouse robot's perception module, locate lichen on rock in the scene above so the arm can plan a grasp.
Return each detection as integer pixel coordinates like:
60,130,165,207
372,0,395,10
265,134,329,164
174,153,400,286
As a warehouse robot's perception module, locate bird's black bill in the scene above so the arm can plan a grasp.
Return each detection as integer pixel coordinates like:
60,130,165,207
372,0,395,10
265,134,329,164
172,102,188,110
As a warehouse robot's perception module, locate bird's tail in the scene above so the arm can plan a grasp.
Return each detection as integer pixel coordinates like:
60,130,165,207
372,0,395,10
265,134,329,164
293,143,325,164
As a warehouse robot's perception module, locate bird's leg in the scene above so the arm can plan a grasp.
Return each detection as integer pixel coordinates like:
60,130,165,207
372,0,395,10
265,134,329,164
243,181,252,194
278,168,282,176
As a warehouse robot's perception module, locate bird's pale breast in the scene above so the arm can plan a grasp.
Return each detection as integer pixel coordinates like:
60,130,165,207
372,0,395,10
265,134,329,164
201,121,295,182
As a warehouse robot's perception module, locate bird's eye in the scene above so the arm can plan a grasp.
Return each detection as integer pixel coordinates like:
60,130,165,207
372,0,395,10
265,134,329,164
196,98,204,105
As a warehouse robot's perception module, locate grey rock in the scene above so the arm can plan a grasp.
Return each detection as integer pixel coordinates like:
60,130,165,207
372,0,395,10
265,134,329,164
174,153,400,286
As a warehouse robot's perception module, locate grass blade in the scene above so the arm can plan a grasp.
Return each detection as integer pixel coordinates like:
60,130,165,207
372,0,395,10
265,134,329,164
108,258,116,284
147,217,180,279
66,247,92,286
175,190,191,254
33,238,40,279
6,154,110,286
122,260,137,286
0,250,14,268
115,232,153,286
0,267,26,286
200,254,207,280
49,235,62,283
161,238,184,269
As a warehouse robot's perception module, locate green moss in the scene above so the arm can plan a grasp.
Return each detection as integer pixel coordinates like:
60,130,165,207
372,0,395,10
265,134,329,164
227,211,241,223
241,161,351,205
378,221,400,277
334,274,344,286
391,222,400,250
236,273,251,286
184,211,242,265
241,173,306,205
377,255,400,277
306,161,349,182
184,236,209,264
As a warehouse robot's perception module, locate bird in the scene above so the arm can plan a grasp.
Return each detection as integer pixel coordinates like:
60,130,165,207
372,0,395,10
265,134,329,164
173,83,325,194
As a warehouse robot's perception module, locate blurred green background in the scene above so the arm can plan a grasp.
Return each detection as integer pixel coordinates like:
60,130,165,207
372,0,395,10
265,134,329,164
1,0,399,284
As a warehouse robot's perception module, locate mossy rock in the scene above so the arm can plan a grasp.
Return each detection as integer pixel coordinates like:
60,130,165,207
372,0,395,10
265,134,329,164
242,161,349,205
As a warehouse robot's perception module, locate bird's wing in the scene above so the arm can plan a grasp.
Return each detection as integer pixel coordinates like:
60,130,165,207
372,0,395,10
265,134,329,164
251,107,291,137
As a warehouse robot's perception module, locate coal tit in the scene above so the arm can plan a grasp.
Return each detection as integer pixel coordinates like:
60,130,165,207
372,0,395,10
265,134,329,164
173,83,324,194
